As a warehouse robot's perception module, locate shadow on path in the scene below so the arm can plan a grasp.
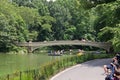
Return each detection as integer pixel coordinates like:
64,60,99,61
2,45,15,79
81,58,111,67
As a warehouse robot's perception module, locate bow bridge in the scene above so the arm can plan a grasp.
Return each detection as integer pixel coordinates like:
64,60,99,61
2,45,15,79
16,40,112,53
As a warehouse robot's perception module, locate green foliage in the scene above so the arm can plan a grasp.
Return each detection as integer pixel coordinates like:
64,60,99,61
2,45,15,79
0,0,120,52
98,26,120,52
0,0,29,52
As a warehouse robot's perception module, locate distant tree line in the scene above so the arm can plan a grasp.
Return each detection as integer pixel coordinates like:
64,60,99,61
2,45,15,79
0,0,120,52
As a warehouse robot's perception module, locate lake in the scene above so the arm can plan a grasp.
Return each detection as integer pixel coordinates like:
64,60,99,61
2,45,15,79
0,53,62,76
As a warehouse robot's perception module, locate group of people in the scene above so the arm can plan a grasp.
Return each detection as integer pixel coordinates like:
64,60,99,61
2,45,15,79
48,50,64,56
103,53,120,80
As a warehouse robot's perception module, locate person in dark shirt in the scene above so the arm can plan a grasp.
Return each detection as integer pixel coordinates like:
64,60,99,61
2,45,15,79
104,54,120,80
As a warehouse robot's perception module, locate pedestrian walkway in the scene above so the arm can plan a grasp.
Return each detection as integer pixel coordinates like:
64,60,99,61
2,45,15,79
50,58,111,80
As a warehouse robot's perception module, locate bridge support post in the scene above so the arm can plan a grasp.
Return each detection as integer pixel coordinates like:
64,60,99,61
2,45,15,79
27,41,33,53
28,46,33,53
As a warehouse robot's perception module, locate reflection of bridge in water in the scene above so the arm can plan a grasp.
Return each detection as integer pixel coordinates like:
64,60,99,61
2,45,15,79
16,40,112,53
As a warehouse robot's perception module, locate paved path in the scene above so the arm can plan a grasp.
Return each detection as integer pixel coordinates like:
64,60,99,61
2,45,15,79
50,58,111,80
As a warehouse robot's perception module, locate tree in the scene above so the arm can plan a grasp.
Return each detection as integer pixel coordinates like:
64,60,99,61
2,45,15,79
97,1,120,52
98,26,120,52
0,0,28,52
47,0,76,40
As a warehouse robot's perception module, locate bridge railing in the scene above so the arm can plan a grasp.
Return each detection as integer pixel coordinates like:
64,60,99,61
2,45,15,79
16,40,111,46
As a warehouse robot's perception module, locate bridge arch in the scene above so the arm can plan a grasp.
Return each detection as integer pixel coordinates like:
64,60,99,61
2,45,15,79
16,40,112,53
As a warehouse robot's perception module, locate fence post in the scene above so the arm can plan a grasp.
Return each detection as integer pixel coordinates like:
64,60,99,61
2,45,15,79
20,71,22,80
33,70,36,80
7,74,9,80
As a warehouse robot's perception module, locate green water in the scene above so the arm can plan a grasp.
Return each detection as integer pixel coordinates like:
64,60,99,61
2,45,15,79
0,53,61,76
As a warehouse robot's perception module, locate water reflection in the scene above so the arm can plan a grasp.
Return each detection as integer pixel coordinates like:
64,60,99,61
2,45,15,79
0,53,53,76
